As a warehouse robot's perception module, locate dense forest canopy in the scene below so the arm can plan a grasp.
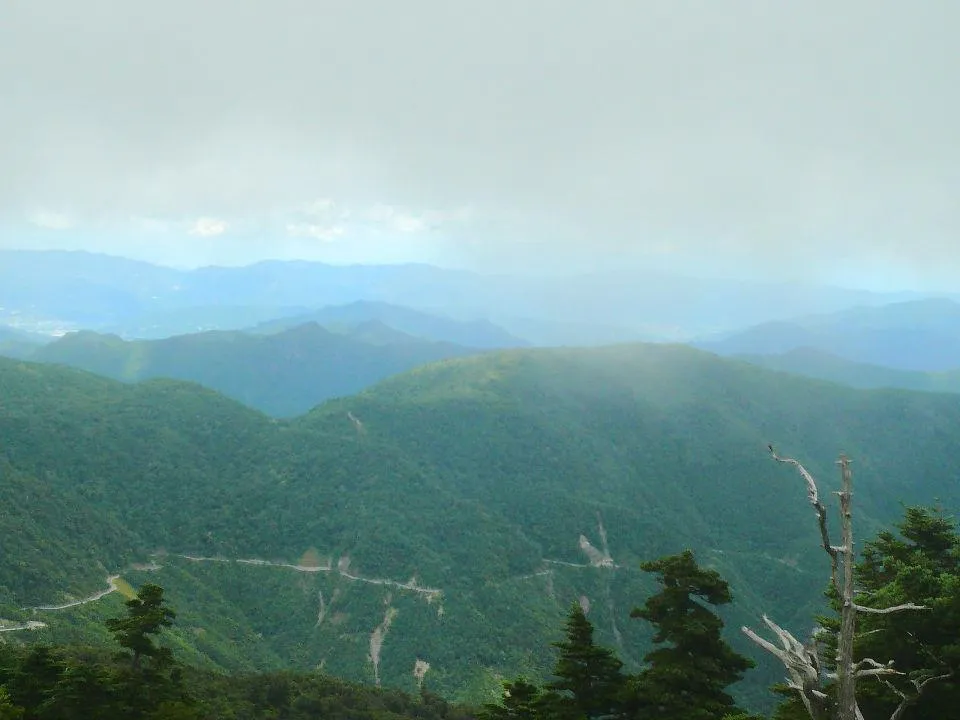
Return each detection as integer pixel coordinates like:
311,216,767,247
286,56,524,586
2,345,960,716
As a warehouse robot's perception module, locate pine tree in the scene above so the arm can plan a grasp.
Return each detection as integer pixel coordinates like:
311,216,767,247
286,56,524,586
480,679,544,720
105,583,176,671
850,506,960,719
629,550,753,720
543,602,626,720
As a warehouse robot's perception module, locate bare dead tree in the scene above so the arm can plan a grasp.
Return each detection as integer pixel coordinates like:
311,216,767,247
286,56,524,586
742,448,936,720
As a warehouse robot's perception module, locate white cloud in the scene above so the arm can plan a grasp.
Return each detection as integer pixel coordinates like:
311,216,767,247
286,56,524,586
27,209,73,230
391,213,428,234
188,217,228,237
131,216,171,233
367,204,445,234
302,198,340,218
4,1,960,284
286,222,346,242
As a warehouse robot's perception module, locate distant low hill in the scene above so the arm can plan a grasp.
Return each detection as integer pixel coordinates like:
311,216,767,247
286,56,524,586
102,304,315,339
696,298,960,371
0,325,52,359
18,322,481,416
252,300,528,348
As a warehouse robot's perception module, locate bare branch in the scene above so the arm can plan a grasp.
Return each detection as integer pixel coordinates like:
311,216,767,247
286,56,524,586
855,667,902,679
742,616,830,720
742,624,790,663
758,449,933,720
913,671,953,693
886,671,953,720
769,445,841,594
852,602,928,614
769,445,822,505
853,658,895,672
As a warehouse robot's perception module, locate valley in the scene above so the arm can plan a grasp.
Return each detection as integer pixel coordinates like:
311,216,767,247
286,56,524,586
4,341,960,709
5,6,959,715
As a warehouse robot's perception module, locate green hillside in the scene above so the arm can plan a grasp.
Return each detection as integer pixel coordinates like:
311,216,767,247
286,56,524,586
14,322,480,417
2,346,960,708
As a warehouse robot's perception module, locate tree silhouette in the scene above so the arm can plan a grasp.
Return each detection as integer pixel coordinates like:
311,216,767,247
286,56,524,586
630,550,754,720
105,583,176,670
543,602,625,719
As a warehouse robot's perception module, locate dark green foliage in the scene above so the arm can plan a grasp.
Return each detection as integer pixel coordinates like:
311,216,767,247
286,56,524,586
541,604,625,719
5,344,960,707
0,687,24,720
767,685,809,720
0,644,475,720
766,505,960,720
5,647,61,716
851,507,960,719
105,584,176,669
39,660,118,720
629,551,753,720
479,680,543,719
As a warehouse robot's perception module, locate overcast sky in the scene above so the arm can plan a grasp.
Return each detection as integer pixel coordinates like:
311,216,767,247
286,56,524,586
1,1,958,289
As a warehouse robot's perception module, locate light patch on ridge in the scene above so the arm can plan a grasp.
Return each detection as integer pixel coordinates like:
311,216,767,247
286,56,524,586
369,605,399,686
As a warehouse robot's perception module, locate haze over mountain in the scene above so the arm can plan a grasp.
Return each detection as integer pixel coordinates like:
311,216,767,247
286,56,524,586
0,250,934,345
12,321,479,417
696,298,960,372
251,300,528,349
738,347,960,395
4,3,960,716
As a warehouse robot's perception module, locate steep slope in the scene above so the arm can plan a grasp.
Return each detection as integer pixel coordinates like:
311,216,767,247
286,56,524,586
251,300,529,348
23,323,481,416
698,297,960,371
3,347,960,706
0,358,275,606
738,347,960,394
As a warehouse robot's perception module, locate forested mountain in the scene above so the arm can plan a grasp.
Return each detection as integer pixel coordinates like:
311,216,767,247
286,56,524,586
251,300,528,348
738,347,960,394
3,345,960,709
697,298,960,371
10,322,480,416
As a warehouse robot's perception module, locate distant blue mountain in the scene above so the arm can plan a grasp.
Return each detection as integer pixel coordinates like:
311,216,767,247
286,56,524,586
734,347,960,394
1,249,940,344
697,298,960,372
251,300,528,348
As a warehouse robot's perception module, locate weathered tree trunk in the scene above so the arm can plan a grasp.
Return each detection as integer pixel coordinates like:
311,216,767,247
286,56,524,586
835,456,858,720
742,449,936,720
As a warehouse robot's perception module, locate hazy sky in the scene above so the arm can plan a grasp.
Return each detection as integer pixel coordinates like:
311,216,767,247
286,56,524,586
1,1,958,289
